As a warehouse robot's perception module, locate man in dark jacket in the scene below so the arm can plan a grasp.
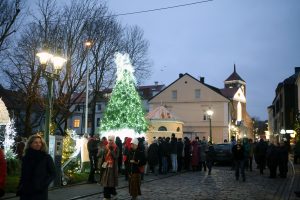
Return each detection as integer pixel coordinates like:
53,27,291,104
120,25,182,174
87,134,100,183
170,134,178,172
278,140,288,178
177,138,184,172
232,139,245,181
147,139,160,175
255,138,268,175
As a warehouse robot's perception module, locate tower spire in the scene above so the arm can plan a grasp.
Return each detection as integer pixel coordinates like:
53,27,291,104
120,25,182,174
234,64,236,73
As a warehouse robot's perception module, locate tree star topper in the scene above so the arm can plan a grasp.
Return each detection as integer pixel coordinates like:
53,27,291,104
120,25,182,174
115,52,135,83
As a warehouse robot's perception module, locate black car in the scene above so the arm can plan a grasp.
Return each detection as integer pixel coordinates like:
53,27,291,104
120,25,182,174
213,143,233,164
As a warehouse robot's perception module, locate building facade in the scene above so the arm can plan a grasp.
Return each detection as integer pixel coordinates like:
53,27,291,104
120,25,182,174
268,67,300,142
149,73,231,143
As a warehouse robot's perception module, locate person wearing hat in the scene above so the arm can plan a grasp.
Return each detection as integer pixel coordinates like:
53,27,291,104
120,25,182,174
100,135,119,200
128,138,146,200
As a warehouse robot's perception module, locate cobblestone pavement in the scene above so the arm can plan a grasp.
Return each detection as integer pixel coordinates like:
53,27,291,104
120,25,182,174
81,164,300,200
5,163,300,200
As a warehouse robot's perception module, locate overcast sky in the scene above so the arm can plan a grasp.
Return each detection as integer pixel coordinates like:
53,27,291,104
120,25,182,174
106,0,300,120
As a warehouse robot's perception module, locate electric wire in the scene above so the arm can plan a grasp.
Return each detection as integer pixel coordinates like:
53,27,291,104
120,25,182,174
109,0,214,17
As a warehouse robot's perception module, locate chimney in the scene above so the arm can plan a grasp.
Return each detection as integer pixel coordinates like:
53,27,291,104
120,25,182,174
295,67,300,74
200,77,205,83
179,73,184,78
154,81,158,86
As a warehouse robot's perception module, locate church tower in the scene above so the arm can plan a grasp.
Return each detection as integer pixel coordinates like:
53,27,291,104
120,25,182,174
224,64,246,96
220,64,253,139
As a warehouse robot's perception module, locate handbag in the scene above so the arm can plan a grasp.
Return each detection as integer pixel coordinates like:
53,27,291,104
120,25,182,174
102,161,108,168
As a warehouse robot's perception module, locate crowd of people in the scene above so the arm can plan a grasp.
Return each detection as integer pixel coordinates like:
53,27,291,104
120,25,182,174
0,132,294,200
86,133,217,200
230,136,289,183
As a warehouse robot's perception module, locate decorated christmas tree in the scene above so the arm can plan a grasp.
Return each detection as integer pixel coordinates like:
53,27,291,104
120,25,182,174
100,53,148,139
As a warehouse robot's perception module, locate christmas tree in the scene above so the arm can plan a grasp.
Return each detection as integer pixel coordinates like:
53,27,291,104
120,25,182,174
100,53,148,139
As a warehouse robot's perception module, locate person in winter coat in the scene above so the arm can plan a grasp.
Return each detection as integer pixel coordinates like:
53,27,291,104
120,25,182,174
115,137,123,173
147,139,160,175
97,137,108,182
255,138,268,175
205,141,215,175
100,135,119,200
87,134,100,183
0,148,6,198
177,138,184,172
267,140,279,178
248,139,254,171
242,138,250,170
170,134,178,173
160,138,170,174
232,139,245,181
183,137,191,171
199,137,208,171
278,140,289,178
17,134,56,200
123,137,132,181
128,138,146,200
191,140,199,171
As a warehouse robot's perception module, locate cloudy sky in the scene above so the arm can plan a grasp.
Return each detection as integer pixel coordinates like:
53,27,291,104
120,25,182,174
106,0,300,120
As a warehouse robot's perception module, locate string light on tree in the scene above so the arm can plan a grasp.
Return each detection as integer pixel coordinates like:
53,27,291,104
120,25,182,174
100,53,148,140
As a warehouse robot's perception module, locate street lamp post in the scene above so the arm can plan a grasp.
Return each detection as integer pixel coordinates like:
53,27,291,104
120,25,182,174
207,109,214,143
84,41,92,135
37,50,66,146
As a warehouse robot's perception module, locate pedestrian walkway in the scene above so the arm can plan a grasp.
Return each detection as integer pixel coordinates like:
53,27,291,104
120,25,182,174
4,161,300,200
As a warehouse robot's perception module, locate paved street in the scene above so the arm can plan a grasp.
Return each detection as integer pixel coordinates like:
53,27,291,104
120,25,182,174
81,164,299,200
4,162,300,200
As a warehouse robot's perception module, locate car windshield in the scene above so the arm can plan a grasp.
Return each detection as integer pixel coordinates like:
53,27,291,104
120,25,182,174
214,144,230,150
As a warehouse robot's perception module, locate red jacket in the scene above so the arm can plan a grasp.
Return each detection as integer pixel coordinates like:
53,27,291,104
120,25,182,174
0,149,6,189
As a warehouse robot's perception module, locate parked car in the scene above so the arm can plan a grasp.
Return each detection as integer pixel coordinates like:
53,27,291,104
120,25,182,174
213,143,233,164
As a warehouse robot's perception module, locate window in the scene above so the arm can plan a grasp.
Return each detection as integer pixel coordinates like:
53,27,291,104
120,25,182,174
158,126,167,131
76,105,81,111
172,90,177,100
195,89,201,99
97,104,102,111
177,127,180,132
96,118,101,127
73,119,80,128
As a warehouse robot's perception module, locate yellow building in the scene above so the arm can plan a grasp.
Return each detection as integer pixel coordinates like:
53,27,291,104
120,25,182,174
149,73,230,143
146,106,183,143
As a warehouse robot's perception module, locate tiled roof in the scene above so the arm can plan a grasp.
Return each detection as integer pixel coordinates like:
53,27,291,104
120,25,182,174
146,106,180,120
225,65,245,82
72,84,165,103
220,87,239,98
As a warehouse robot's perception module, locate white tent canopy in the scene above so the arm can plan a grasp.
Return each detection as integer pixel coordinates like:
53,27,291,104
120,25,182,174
0,98,10,125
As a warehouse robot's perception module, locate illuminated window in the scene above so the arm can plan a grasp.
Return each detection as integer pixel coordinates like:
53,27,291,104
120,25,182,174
158,126,167,131
73,119,80,128
237,102,242,122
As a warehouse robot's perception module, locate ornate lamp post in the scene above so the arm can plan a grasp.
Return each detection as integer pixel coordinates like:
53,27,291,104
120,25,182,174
37,50,66,146
207,109,214,143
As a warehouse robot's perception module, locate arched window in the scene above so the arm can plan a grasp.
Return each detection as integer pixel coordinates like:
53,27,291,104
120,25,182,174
158,126,167,131
237,102,242,122
177,127,180,132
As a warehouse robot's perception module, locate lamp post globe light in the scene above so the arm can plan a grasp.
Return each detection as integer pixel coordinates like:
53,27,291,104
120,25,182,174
207,109,214,143
37,50,66,146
